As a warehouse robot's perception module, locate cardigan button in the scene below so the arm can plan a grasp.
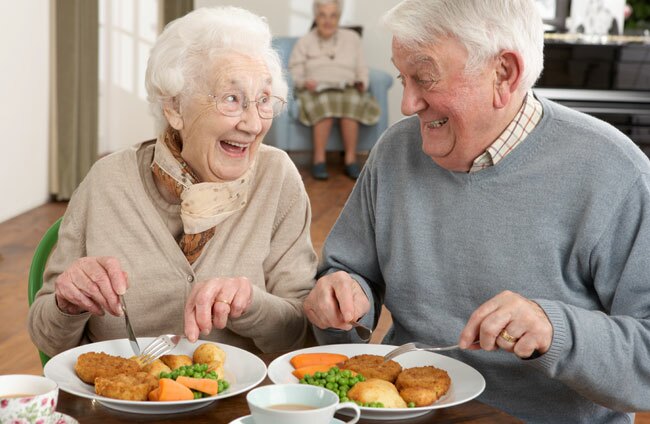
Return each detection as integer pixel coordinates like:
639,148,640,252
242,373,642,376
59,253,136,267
187,275,194,283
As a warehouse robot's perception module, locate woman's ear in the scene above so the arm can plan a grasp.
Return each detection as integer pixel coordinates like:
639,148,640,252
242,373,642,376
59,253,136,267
493,50,523,109
162,98,184,130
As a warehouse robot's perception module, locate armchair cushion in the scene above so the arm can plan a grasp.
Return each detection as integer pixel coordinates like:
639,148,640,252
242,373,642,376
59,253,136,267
267,36,393,152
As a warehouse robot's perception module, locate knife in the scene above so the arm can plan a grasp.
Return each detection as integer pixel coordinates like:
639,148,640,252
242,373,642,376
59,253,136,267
119,295,141,356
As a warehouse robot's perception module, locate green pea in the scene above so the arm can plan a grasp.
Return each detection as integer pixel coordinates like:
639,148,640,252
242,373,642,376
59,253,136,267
408,402,416,408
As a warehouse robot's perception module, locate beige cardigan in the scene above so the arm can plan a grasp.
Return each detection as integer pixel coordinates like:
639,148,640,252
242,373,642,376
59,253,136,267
288,28,369,89
28,141,318,356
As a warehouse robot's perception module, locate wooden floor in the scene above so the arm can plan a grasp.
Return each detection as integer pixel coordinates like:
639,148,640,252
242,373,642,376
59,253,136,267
0,156,646,423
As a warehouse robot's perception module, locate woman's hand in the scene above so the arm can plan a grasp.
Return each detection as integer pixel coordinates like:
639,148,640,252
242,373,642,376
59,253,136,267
303,271,370,331
183,277,253,342
54,256,128,316
458,290,553,358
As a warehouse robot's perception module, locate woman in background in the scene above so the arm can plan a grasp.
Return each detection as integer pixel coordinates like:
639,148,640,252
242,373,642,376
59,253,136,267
28,6,317,357
289,0,380,180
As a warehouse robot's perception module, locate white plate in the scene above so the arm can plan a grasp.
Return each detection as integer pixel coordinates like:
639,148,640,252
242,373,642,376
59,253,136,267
267,344,485,421
44,337,267,414
229,414,344,424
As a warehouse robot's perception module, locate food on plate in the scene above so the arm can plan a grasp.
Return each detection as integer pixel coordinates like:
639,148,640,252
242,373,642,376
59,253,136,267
347,378,408,408
95,372,158,401
340,354,402,383
74,342,230,402
289,352,348,369
142,359,172,378
193,343,226,366
292,364,356,379
295,352,452,408
395,366,451,406
74,352,140,384
176,376,221,396
160,354,193,370
149,378,194,401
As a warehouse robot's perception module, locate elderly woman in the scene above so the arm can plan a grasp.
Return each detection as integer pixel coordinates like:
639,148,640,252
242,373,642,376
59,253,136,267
289,0,380,180
28,6,317,356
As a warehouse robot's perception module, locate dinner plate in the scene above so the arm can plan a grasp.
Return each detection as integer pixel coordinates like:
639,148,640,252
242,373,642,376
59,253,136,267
44,337,267,414
267,343,485,421
228,415,344,424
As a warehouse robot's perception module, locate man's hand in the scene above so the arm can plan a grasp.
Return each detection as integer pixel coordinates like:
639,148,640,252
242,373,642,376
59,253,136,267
459,290,553,358
303,271,370,330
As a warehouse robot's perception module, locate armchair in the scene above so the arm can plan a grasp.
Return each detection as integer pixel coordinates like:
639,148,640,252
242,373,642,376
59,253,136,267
267,36,393,152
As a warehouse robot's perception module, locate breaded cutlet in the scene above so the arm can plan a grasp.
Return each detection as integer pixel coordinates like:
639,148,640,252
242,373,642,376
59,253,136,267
395,365,451,406
95,372,159,401
74,352,140,385
340,354,402,383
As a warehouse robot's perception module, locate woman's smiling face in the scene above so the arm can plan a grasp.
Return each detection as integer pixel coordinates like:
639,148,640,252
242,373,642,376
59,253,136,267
170,52,274,182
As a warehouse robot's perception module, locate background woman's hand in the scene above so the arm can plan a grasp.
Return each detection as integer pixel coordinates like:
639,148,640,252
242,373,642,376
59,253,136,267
303,271,370,330
184,277,253,342
304,79,318,92
54,256,128,316
458,290,553,358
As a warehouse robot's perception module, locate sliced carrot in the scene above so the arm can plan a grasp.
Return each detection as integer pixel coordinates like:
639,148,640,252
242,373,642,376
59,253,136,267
292,364,336,379
157,378,194,401
292,364,357,379
176,376,220,396
289,353,349,369
148,387,161,401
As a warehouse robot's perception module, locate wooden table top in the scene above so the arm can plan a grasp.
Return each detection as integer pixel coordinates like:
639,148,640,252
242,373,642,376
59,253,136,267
55,353,522,424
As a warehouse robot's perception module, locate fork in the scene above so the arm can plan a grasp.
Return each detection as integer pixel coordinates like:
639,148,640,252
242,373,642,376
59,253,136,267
136,334,182,368
383,341,479,362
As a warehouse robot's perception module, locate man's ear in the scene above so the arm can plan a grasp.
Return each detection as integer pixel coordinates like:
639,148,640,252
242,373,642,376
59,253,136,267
493,50,523,109
162,98,184,130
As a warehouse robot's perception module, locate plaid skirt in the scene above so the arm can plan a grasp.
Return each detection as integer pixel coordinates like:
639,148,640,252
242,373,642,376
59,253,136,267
296,87,381,126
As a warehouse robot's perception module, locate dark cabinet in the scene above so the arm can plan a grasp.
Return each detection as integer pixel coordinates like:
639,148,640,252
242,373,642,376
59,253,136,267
534,40,650,154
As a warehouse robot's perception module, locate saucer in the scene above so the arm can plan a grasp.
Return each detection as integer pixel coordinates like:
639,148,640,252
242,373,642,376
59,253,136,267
51,412,79,424
229,415,344,424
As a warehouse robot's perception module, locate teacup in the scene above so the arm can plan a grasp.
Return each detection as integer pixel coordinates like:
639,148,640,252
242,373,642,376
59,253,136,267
0,374,59,424
247,383,360,424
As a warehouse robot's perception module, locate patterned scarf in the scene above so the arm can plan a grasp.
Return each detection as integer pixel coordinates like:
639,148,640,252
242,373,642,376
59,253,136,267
151,127,254,264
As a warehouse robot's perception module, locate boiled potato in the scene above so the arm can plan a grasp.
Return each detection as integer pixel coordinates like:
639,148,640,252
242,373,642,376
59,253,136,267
193,343,226,366
159,354,192,370
142,359,171,378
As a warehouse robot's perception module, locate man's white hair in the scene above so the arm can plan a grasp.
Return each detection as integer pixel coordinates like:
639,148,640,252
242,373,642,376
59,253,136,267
382,0,544,91
313,0,343,17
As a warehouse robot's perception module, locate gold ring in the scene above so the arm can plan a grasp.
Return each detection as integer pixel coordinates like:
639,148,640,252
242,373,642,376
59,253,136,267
499,329,518,343
217,299,231,306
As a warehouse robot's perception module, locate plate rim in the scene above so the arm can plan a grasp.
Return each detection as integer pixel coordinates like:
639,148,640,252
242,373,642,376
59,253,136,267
44,337,267,412
267,343,485,418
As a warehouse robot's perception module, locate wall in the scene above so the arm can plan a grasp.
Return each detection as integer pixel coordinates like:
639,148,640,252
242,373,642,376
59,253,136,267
0,1,50,223
195,0,404,127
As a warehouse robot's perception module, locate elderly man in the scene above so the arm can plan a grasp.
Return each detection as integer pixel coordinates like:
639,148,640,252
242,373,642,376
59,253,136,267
303,0,650,422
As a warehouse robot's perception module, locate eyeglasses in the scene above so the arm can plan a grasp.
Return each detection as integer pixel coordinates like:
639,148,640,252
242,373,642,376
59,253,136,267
208,93,286,119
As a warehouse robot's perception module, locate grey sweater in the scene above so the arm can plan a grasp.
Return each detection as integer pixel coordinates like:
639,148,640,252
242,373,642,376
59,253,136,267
315,97,650,423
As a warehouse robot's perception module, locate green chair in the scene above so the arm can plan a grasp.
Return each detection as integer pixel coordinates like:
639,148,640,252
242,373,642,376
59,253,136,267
28,217,63,367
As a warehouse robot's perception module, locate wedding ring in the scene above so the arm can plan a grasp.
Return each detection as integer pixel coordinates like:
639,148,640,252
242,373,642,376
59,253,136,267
216,299,231,306
499,329,518,343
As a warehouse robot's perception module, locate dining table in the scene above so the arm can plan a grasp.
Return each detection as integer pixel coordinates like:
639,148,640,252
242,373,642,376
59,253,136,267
55,352,523,424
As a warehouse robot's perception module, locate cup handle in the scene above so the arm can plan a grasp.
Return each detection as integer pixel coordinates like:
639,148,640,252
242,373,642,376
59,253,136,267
335,401,361,424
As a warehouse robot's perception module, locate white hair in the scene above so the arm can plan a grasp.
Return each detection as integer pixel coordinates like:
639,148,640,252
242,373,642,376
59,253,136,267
145,6,288,132
382,0,544,92
313,0,343,16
